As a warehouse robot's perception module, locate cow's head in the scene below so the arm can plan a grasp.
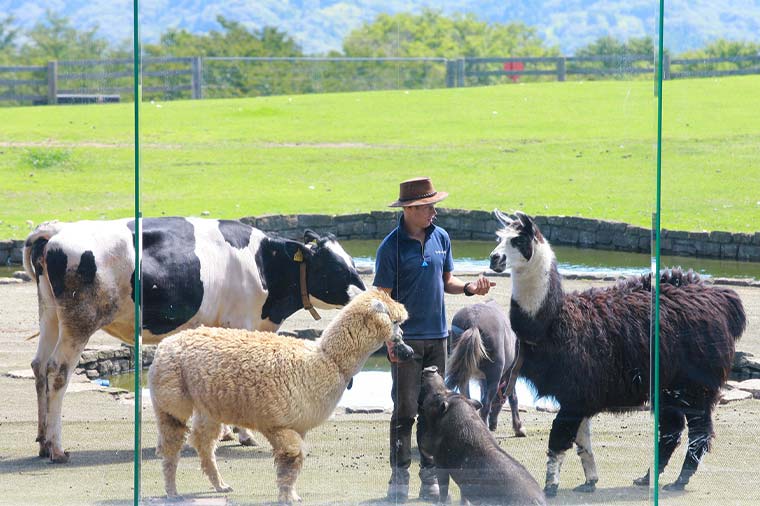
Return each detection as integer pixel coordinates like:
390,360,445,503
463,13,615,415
301,230,365,308
489,209,545,273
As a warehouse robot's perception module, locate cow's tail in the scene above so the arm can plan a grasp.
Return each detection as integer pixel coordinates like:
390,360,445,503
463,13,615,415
22,221,63,281
446,327,490,393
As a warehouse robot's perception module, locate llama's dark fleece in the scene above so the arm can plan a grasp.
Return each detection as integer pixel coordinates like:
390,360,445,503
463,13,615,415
490,210,746,496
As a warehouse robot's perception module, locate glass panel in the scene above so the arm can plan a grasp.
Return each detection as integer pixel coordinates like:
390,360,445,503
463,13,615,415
657,1,760,505
135,4,658,505
0,4,135,505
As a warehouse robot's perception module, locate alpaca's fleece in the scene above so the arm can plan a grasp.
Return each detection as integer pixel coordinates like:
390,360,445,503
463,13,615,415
149,289,407,501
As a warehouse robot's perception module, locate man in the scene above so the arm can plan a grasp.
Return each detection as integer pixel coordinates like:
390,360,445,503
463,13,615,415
374,177,494,503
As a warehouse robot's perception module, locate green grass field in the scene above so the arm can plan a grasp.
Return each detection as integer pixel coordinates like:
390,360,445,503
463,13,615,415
1,76,758,240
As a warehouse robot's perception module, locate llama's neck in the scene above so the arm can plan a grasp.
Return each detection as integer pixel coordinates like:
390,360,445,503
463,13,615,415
511,241,558,318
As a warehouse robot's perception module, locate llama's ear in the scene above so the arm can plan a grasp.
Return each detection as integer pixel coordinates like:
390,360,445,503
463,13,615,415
515,211,534,236
371,298,389,315
494,208,513,227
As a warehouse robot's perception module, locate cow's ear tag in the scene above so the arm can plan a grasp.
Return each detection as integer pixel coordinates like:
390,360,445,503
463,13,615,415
293,249,304,262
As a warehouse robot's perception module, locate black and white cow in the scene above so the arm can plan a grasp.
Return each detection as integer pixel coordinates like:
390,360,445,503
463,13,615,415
23,216,365,462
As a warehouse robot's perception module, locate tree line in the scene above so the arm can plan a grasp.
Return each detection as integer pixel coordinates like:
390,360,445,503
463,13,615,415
1,9,758,99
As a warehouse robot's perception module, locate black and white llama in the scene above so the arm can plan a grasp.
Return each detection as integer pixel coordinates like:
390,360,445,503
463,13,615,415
446,300,526,437
489,210,745,497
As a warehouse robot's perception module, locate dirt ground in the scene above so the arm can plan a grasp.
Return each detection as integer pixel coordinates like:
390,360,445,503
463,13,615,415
1,273,759,506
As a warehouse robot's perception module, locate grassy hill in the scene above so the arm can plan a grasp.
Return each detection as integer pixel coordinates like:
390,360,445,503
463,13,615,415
1,75,758,240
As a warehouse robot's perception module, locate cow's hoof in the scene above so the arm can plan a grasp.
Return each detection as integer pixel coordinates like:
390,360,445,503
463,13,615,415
50,450,70,463
633,474,650,487
663,481,686,492
544,483,558,497
573,480,597,493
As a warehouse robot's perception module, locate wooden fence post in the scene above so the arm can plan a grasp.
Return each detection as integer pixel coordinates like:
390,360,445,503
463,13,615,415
663,53,671,80
557,57,566,82
456,58,465,87
191,56,202,99
47,61,57,105
445,60,455,88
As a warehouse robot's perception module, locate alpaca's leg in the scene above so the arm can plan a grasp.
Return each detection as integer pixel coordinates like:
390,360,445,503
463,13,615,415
155,411,190,497
665,402,712,491
189,412,231,493
264,428,305,504
573,417,598,493
634,403,686,486
545,409,583,497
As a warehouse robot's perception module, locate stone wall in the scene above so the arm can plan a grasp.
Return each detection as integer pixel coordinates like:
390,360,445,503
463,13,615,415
4,210,760,264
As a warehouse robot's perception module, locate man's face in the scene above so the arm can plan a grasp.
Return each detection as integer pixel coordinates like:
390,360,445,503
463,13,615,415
404,204,436,229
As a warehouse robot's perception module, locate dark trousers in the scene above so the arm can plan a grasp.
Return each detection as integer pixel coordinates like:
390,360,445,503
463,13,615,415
389,338,447,472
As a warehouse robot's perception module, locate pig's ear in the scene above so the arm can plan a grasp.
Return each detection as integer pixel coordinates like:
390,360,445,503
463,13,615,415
467,398,483,411
438,399,449,414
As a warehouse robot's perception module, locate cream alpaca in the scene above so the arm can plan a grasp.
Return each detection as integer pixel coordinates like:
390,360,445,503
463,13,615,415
149,290,410,503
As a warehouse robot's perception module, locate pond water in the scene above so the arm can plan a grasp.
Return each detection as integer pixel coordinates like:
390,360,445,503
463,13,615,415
2,240,758,280
108,354,559,411
343,240,760,280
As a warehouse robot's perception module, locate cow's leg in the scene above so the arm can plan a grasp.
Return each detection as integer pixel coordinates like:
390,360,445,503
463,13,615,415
155,410,190,497
544,409,583,497
31,294,59,458
664,400,712,492
43,332,89,462
236,427,258,446
263,428,305,504
634,403,686,487
573,417,599,493
189,412,232,493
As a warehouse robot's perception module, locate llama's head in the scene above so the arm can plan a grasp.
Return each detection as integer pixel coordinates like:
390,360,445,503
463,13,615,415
489,209,546,272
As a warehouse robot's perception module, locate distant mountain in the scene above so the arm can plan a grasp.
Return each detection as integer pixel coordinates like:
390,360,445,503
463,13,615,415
3,0,760,55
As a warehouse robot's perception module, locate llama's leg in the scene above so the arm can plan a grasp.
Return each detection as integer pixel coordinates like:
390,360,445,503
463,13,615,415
573,417,599,493
263,428,305,504
155,411,190,497
665,402,713,491
544,409,583,497
31,299,59,458
189,412,232,493
634,404,686,486
44,334,89,462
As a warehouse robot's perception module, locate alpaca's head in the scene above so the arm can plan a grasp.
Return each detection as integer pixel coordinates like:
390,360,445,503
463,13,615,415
489,209,547,272
347,290,413,360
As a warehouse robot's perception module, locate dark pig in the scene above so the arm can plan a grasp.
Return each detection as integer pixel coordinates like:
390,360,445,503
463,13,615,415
419,366,545,506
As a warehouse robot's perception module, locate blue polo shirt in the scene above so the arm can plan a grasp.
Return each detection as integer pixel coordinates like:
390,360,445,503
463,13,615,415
373,217,454,339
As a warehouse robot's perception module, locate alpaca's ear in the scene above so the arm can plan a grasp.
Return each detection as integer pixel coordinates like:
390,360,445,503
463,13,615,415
371,298,389,315
494,208,513,227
